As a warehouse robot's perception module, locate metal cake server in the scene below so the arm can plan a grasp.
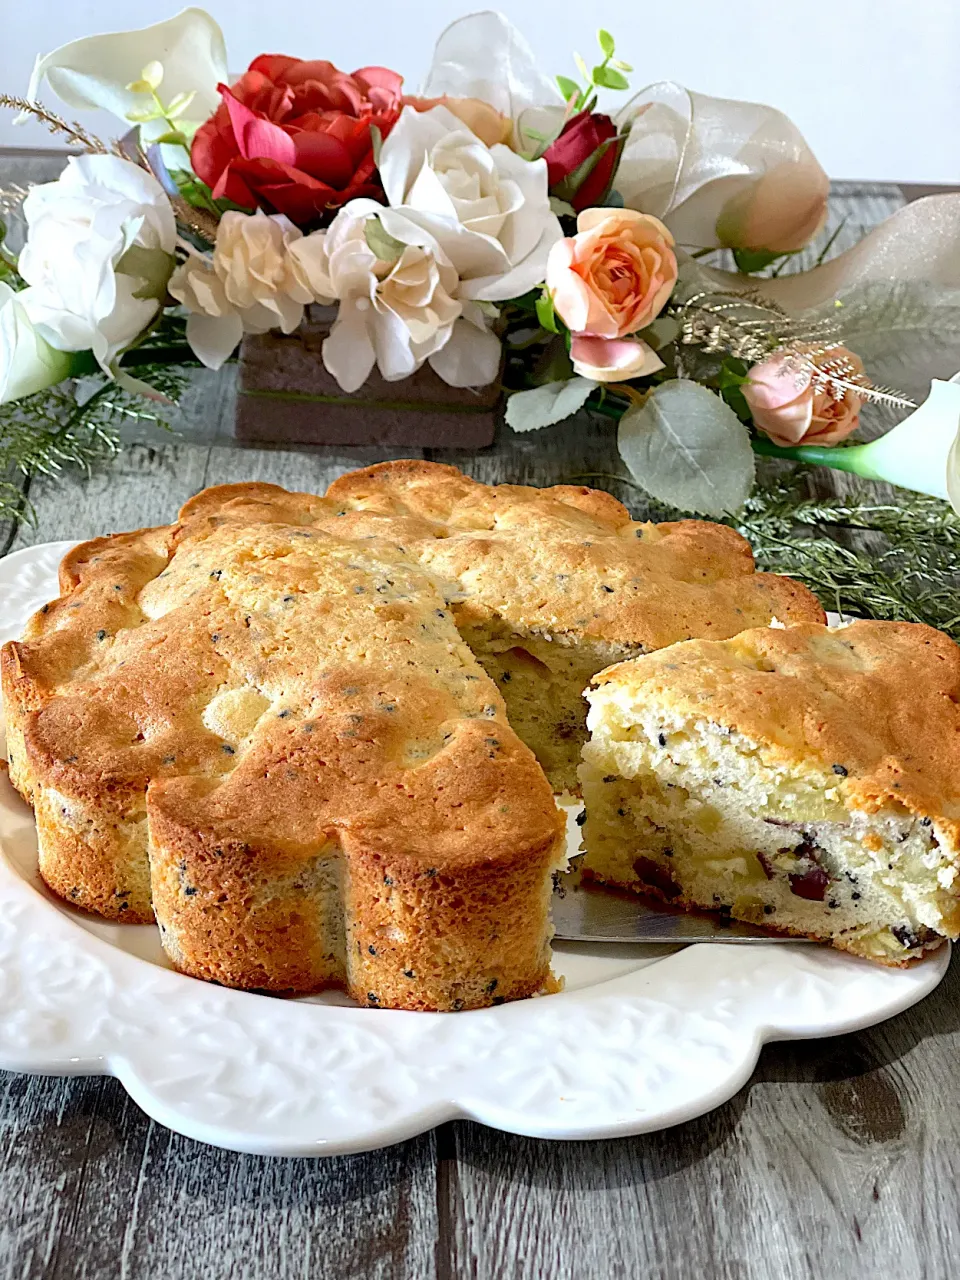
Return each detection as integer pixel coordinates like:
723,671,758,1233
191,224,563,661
552,869,815,945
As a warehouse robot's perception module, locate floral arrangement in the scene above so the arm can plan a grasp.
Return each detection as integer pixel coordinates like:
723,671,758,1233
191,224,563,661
2,8,960,521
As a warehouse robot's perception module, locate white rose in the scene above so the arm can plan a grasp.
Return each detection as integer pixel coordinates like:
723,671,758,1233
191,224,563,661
170,210,314,370
379,105,561,301
18,155,176,374
291,200,471,392
0,284,73,404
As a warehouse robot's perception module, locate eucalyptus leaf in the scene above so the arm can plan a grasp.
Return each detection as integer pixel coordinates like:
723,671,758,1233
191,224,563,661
505,377,597,433
597,28,615,56
617,380,755,515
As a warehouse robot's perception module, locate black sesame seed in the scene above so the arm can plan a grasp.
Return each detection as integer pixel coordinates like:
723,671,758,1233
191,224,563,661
482,705,497,717
601,584,614,593
367,992,379,1005
763,904,775,914
662,847,673,858
95,629,107,641
575,810,587,826
602,775,617,783
657,733,667,747
451,999,465,1012
832,764,848,776
486,978,499,993
278,709,292,719
426,867,437,877
921,817,933,827
384,875,394,886
828,899,840,909
368,945,377,956
210,633,220,643
435,609,446,618
184,886,197,896
210,569,222,580
221,744,235,755
283,595,295,603
500,671,512,682
403,969,415,978
852,892,861,900
40,604,49,614
617,808,627,817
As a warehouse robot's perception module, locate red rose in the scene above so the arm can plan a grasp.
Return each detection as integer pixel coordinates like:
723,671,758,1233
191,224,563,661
543,111,621,212
191,55,404,227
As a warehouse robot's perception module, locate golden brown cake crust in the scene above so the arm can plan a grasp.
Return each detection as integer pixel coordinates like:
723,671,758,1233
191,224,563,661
2,461,824,1006
593,620,960,841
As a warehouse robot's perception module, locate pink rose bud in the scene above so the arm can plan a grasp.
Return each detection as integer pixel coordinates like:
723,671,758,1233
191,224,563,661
743,346,865,447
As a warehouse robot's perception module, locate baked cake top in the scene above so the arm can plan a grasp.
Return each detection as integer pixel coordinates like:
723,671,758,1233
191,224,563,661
6,506,563,875
590,620,960,830
178,460,825,648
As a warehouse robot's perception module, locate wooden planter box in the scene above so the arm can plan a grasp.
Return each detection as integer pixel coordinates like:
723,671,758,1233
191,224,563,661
234,307,500,448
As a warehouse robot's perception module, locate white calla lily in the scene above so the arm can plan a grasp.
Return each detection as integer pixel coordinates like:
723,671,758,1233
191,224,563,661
766,377,960,513
21,7,227,144
0,284,73,404
831,378,960,511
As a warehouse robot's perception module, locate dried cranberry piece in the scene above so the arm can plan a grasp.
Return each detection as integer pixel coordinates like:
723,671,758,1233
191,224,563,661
789,865,830,901
632,856,682,900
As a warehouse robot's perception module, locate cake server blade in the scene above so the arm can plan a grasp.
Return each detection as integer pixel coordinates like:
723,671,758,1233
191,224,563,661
551,873,815,945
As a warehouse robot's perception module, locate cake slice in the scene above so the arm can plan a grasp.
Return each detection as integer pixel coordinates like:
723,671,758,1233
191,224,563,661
579,621,960,964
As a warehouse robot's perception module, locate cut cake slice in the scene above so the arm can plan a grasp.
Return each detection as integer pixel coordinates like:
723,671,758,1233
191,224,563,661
579,621,960,964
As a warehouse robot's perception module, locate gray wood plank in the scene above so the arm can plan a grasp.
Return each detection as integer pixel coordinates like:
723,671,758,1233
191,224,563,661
443,953,960,1280
0,1073,440,1280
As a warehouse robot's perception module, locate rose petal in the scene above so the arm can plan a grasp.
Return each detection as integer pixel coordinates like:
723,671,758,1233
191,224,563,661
221,87,297,166
570,334,664,382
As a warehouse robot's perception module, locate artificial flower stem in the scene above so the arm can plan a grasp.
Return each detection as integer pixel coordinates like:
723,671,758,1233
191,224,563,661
749,436,867,474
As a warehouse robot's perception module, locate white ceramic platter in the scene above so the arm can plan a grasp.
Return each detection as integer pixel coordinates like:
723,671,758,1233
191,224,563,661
0,541,947,1155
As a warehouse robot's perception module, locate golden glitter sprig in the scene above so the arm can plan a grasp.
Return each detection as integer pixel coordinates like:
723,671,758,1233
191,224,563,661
673,289,915,410
0,95,125,157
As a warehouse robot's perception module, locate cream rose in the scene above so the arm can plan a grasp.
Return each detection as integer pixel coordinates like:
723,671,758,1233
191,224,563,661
546,208,678,339
743,346,865,447
170,210,314,369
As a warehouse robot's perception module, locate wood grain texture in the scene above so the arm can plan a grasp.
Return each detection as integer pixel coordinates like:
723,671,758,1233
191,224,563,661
3,163,958,1280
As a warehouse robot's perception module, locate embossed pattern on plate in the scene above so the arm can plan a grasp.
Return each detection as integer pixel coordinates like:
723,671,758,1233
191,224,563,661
0,542,947,1155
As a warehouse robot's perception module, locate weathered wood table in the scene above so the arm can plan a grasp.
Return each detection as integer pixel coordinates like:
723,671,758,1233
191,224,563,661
1,161,957,1279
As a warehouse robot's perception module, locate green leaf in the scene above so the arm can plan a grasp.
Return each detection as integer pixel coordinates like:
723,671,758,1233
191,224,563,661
617,380,755,515
597,28,616,57
548,195,576,218
364,217,405,264
638,316,680,351
505,377,597,432
715,356,751,389
574,52,590,80
535,290,560,334
165,90,197,120
369,124,383,166
556,75,580,103
732,247,793,274
593,65,629,91
152,129,190,148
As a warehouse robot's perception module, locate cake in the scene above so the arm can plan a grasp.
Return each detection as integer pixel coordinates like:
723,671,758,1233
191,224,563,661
2,461,825,1007
579,620,960,964
245,459,823,792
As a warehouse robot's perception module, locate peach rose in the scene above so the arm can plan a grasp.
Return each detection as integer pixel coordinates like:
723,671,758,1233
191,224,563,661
715,161,830,254
546,208,678,339
404,95,513,148
743,346,865,447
